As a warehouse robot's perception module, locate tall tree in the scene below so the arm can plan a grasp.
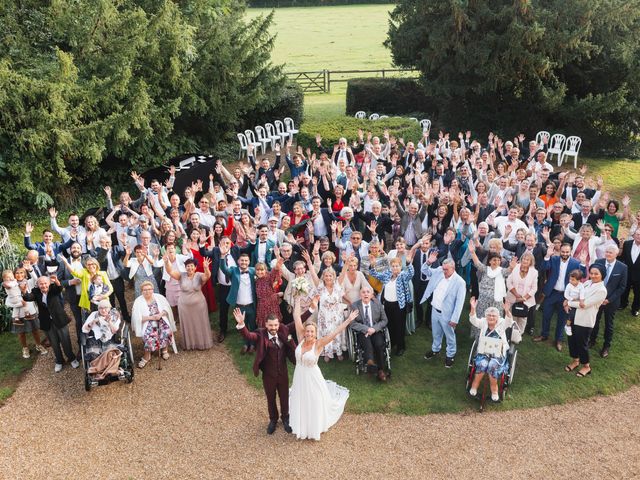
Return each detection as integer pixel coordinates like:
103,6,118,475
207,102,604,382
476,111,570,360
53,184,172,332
385,0,640,153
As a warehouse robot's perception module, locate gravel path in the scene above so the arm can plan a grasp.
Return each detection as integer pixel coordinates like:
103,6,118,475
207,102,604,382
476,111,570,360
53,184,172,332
1,338,639,480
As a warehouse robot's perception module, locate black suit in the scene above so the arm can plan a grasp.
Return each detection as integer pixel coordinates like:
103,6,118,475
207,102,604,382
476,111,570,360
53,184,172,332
571,212,599,231
621,240,640,313
412,249,432,328
590,259,628,349
24,283,76,364
355,211,393,242
90,246,129,321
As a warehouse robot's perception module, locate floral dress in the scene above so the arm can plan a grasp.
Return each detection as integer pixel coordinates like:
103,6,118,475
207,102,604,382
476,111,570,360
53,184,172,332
142,300,174,352
256,268,282,328
313,283,346,359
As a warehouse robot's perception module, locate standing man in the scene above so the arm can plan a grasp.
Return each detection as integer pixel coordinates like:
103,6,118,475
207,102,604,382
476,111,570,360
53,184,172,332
420,256,467,367
412,236,433,328
620,229,640,317
220,253,257,353
233,309,296,435
535,243,586,351
590,245,628,358
351,286,389,381
89,236,130,322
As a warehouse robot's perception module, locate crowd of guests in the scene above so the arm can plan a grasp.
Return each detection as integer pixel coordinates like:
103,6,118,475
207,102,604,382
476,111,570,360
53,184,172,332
4,129,640,389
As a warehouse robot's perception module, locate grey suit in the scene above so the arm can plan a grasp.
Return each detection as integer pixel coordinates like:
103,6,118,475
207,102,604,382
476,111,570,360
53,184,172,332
351,299,388,371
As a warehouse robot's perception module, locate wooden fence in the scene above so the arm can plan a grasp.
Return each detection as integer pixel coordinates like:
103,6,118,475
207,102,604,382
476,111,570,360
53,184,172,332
285,68,419,93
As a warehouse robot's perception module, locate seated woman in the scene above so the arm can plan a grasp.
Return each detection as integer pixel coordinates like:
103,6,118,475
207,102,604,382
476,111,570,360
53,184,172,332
467,297,514,403
81,300,121,361
131,280,177,368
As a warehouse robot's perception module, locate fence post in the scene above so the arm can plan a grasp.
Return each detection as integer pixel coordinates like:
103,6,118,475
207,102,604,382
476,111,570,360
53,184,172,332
326,69,330,93
382,69,385,78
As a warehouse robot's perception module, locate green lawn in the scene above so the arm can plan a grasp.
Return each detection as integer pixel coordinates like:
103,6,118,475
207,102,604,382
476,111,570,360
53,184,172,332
0,333,35,403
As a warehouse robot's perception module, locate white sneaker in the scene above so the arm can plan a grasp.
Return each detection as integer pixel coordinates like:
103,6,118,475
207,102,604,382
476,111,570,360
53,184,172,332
491,393,500,402
54,363,63,373
35,344,48,355
565,325,573,336
70,359,80,369
22,347,30,359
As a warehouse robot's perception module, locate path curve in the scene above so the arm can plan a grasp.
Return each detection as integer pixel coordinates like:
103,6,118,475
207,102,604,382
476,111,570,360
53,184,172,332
1,341,639,479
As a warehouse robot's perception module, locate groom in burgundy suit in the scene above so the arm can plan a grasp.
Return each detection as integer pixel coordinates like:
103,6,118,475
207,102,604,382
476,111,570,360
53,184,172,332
234,309,298,435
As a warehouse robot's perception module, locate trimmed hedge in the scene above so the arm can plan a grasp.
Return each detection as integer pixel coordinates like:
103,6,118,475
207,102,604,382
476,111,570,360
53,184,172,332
297,116,422,151
249,0,391,6
247,80,304,131
346,77,437,118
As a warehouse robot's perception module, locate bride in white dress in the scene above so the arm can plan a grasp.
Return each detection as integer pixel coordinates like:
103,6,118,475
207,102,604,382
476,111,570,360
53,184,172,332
289,298,358,440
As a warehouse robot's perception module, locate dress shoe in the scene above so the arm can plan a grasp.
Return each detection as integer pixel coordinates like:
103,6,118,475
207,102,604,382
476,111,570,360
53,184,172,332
532,336,547,343
217,333,225,343
377,369,387,381
600,347,609,358
424,350,440,360
266,420,277,435
445,356,455,368
282,420,292,434
632,311,639,317
555,341,563,352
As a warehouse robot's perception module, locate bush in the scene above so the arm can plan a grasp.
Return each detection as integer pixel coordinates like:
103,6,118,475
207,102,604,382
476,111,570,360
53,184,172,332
248,0,391,6
245,81,304,131
346,77,437,118
297,116,423,151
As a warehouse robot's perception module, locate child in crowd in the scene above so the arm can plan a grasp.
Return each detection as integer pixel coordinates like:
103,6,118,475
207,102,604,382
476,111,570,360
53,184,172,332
563,270,585,337
89,274,111,308
2,269,46,358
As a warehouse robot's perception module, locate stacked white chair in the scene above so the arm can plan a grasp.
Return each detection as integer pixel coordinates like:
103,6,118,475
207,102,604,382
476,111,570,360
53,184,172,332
535,130,550,145
244,129,262,155
409,117,418,122
255,125,271,153
237,133,249,159
546,133,566,165
274,120,291,144
420,119,431,132
265,123,281,147
284,117,299,139
560,136,582,168
355,111,366,119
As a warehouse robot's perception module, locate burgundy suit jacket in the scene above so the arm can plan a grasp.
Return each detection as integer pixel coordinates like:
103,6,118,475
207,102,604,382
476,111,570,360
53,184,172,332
240,323,297,377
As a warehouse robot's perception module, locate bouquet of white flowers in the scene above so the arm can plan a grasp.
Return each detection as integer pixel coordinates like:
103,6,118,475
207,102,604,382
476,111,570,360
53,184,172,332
291,276,311,296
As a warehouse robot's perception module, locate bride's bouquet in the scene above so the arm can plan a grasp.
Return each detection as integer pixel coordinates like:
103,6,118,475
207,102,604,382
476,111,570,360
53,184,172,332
291,276,311,297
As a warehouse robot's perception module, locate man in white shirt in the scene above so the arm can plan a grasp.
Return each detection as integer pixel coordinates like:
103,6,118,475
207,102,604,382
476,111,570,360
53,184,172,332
49,208,87,253
491,207,528,243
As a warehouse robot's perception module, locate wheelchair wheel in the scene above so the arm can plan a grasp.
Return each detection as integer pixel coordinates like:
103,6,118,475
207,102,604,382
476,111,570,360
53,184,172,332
125,327,135,380
84,375,91,392
347,328,356,361
466,365,476,391
499,374,507,402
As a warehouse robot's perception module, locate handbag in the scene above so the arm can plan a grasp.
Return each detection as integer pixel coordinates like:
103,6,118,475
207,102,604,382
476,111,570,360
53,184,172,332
511,302,529,317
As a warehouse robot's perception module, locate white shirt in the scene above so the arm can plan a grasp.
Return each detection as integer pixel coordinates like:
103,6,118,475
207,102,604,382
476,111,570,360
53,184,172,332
494,217,528,243
361,301,373,327
268,333,280,347
218,255,235,286
257,241,268,263
631,242,640,264
564,282,584,302
236,270,253,305
312,212,328,236
69,258,84,295
106,250,120,280
431,276,451,311
554,258,570,292
384,278,398,302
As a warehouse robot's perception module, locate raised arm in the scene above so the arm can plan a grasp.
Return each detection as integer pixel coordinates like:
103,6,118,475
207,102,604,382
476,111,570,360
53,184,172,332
163,256,182,281
292,297,306,341
315,309,359,352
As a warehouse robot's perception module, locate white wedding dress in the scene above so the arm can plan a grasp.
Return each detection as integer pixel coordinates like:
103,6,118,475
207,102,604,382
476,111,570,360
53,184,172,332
289,342,349,440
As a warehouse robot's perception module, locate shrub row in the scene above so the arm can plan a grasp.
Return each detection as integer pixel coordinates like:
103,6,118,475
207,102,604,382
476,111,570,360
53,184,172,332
297,116,423,151
249,0,391,7
345,77,438,118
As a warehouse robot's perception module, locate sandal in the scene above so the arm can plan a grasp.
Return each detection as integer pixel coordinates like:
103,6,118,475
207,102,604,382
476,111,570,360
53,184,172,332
162,351,170,360
576,369,592,377
564,363,579,372
137,358,149,369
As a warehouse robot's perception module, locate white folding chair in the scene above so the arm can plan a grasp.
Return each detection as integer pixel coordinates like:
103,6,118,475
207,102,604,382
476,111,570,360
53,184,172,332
369,113,380,120
244,129,262,156
419,119,431,132
379,115,389,119
535,131,550,146
255,125,271,153
546,133,566,165
354,111,366,119
274,120,291,143
265,123,281,147
409,117,418,122
237,133,249,159
284,117,299,139
560,136,582,169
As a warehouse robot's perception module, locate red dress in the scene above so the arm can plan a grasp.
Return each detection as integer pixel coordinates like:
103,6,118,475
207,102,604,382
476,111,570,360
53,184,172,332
255,268,282,328
190,247,217,313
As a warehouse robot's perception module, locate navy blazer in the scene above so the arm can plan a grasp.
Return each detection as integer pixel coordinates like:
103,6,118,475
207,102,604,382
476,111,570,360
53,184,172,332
24,236,74,257
541,255,586,296
199,244,251,285
593,258,628,304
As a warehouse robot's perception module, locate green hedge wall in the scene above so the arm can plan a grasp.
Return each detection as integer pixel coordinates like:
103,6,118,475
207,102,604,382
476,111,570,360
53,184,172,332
249,0,391,6
247,81,304,131
345,77,437,118
297,116,422,151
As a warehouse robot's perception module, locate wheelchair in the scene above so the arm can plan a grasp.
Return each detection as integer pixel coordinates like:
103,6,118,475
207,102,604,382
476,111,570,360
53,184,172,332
346,326,392,377
80,320,135,391
465,325,519,411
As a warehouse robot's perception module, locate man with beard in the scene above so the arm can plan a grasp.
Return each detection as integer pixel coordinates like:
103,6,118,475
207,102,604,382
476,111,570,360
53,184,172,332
56,242,86,348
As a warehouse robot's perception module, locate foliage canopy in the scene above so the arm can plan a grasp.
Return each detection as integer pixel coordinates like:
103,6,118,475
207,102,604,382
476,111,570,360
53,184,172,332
385,0,640,155
0,0,288,220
